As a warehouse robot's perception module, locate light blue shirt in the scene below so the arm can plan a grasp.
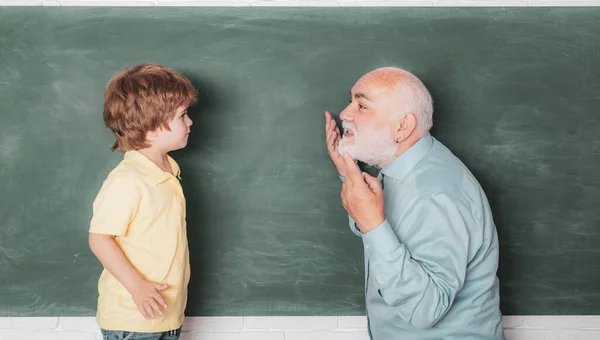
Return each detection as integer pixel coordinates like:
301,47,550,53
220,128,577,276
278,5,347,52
344,133,505,340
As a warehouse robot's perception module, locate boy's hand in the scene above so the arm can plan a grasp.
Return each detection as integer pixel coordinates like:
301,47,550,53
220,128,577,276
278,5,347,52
130,280,169,320
88,233,169,320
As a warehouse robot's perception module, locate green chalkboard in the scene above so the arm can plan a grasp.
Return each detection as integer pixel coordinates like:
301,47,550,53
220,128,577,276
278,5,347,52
1,7,599,316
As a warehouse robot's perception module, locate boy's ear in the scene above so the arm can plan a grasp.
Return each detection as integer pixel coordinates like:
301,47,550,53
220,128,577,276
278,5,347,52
145,129,159,142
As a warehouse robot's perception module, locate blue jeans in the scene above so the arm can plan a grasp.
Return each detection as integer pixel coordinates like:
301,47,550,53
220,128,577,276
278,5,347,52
101,327,181,340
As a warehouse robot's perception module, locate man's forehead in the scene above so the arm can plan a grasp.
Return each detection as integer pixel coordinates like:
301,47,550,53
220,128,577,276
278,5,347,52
351,80,390,100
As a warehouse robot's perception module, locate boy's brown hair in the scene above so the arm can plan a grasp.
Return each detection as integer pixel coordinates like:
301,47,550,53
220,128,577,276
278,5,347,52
103,63,197,152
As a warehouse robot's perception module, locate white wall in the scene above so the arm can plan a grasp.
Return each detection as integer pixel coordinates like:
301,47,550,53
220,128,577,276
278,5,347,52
2,0,600,6
1,0,599,339
1,316,600,339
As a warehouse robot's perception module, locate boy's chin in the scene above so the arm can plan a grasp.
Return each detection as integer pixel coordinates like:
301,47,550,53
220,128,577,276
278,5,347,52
166,142,188,153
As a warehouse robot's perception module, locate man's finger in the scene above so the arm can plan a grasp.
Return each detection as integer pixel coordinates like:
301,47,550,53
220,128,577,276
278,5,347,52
325,111,332,133
332,125,341,144
342,153,362,184
326,129,335,147
340,186,348,210
363,173,382,194
329,120,337,139
326,121,338,149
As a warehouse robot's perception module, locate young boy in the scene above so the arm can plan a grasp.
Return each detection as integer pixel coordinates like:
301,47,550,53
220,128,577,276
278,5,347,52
89,63,197,340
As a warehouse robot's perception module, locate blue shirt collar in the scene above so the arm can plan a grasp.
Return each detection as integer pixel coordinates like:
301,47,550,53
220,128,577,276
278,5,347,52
380,132,434,181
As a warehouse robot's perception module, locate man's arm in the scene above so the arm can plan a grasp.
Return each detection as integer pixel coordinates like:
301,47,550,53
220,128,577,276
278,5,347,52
363,193,474,329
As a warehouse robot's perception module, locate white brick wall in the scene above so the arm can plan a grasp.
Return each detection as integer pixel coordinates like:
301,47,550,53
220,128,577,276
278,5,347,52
1,316,600,339
1,0,600,6
1,0,599,339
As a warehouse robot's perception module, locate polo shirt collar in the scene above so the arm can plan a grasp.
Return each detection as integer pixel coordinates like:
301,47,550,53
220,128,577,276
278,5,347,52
124,150,181,186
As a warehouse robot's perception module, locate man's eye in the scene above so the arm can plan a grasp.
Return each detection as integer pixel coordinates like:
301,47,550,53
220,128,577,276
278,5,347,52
359,104,367,109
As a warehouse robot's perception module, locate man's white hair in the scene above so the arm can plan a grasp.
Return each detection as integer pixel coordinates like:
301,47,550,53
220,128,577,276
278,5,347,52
366,67,434,134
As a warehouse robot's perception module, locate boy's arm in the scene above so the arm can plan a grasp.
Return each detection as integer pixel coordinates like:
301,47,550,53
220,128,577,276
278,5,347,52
89,232,168,320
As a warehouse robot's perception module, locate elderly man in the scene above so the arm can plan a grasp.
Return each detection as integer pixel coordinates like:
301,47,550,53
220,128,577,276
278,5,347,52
324,67,505,340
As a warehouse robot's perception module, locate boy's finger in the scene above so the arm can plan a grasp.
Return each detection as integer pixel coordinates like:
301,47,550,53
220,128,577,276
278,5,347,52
155,283,169,291
138,304,149,320
149,299,163,316
154,292,168,309
144,302,155,319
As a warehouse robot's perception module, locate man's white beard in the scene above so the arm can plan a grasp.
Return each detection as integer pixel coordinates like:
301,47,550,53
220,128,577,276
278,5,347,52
338,122,398,166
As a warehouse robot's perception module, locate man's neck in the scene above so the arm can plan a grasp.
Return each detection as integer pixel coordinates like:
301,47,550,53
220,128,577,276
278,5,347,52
137,147,173,175
377,133,423,168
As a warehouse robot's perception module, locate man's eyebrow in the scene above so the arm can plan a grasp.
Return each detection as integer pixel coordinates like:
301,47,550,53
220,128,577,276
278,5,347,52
351,91,372,102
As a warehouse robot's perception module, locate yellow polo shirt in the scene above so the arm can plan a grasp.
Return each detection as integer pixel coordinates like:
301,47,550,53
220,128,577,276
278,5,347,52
89,151,190,332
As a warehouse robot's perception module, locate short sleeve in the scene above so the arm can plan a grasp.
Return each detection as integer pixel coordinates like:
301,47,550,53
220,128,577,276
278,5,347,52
89,173,140,236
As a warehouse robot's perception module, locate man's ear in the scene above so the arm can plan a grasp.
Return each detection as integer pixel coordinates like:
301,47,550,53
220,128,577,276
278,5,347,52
393,112,417,143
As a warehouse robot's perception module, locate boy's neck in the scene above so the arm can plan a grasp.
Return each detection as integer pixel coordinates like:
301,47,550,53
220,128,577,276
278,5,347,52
137,147,173,175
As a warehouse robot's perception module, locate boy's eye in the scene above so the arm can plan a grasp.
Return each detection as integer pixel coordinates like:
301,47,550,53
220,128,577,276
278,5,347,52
359,104,367,109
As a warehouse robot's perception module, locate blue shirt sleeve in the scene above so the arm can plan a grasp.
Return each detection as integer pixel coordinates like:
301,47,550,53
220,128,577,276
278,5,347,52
362,193,474,329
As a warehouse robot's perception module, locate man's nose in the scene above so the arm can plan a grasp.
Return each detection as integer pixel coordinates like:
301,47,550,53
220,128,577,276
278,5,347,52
339,105,354,121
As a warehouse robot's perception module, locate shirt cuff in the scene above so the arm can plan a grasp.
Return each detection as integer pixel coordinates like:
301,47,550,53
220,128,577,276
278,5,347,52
362,219,402,259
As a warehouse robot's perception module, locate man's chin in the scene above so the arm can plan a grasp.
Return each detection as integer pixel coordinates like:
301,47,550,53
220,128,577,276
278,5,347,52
338,146,356,160
347,149,386,166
